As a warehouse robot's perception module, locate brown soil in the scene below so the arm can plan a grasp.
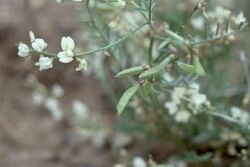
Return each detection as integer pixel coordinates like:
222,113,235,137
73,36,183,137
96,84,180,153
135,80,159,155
0,0,115,166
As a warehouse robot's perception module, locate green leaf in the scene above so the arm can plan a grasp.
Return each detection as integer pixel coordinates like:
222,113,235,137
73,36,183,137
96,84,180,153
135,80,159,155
116,84,140,115
176,61,195,73
158,40,170,51
115,66,144,78
139,56,172,79
142,82,151,95
193,57,206,76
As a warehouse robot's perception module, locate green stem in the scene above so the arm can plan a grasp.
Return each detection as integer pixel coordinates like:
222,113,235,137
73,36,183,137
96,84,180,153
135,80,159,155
76,23,147,57
148,37,154,66
148,0,155,66
148,0,153,28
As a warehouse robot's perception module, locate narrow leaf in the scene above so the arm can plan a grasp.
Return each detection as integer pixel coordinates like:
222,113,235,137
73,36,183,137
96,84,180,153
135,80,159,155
193,57,206,76
115,66,144,78
116,84,139,115
176,62,195,73
139,56,172,79
158,40,170,51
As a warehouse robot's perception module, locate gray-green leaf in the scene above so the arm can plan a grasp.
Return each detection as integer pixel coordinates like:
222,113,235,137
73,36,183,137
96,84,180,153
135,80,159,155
193,57,206,76
116,84,140,115
139,56,172,79
176,61,195,73
115,66,144,78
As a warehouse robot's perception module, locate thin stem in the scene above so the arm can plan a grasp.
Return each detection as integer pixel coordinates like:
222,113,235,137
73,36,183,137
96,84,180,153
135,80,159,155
148,37,154,66
31,50,57,57
148,0,155,66
76,23,147,57
240,51,250,93
191,29,246,47
148,0,153,28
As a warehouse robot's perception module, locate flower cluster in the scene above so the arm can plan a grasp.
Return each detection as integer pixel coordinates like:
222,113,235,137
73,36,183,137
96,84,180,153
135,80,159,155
164,83,210,123
30,80,64,121
17,31,87,72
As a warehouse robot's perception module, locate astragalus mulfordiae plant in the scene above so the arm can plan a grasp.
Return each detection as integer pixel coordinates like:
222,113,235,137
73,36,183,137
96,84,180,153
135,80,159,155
17,0,250,166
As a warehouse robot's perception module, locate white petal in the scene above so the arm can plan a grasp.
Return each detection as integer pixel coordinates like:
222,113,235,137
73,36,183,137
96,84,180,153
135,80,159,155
66,37,75,50
175,110,191,123
18,43,30,57
35,56,53,70
51,84,64,98
57,51,73,63
132,157,146,167
191,93,207,108
76,58,87,71
29,31,35,42
32,38,47,52
61,36,75,51
61,37,67,51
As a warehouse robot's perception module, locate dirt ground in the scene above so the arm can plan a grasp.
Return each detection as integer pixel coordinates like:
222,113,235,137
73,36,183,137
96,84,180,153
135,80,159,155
0,0,116,166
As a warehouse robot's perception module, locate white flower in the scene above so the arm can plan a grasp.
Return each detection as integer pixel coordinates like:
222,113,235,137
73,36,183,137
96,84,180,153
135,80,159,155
51,84,64,98
234,12,247,25
165,101,178,115
132,157,146,167
191,93,207,108
44,97,63,121
32,38,47,52
18,42,30,57
61,36,75,51
58,50,74,63
172,87,186,103
35,56,53,71
175,110,191,123
57,36,75,63
213,6,231,21
72,100,89,120
191,16,205,30
76,58,87,71
32,91,45,105
29,31,35,42
231,107,249,124
114,164,125,167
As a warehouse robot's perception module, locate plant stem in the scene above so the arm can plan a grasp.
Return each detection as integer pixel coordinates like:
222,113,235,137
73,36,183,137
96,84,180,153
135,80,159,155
148,0,155,66
76,23,147,57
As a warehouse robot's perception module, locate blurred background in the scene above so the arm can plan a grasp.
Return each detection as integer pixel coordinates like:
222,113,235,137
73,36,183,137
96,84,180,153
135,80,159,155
0,0,250,167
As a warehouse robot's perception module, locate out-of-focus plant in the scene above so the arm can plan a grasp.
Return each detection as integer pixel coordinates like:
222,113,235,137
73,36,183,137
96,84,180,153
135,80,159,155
17,0,250,166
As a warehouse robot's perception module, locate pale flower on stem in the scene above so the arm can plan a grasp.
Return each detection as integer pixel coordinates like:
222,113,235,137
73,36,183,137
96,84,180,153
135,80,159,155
57,36,75,63
35,56,53,71
44,97,63,121
32,38,48,52
51,84,64,98
76,58,88,71
174,110,191,123
233,12,247,25
18,42,30,57
165,101,178,115
29,31,35,43
132,157,147,167
191,93,207,108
